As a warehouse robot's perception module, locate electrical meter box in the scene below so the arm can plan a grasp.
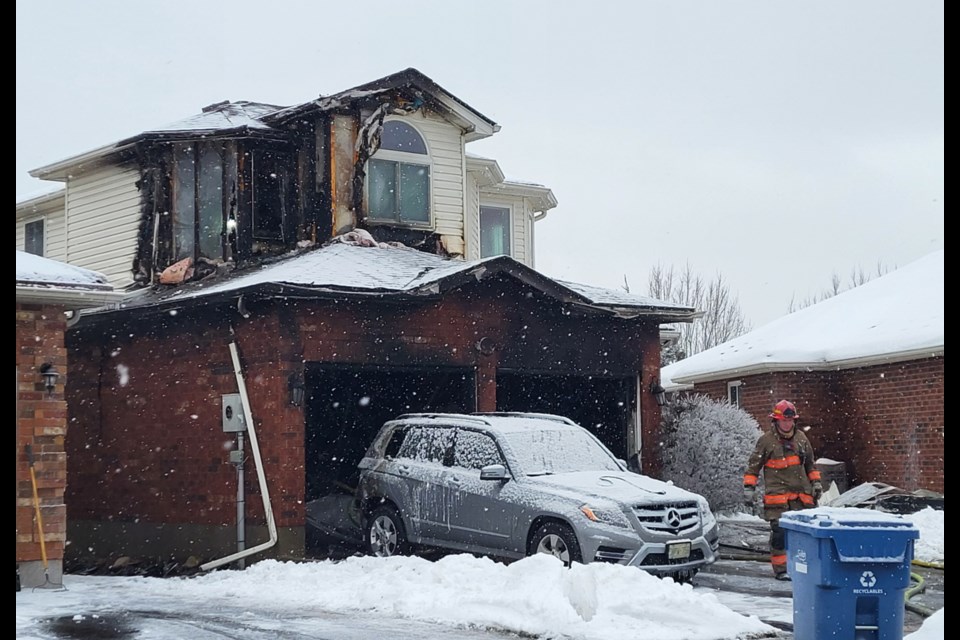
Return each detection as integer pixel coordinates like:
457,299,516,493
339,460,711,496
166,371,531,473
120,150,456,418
221,394,247,432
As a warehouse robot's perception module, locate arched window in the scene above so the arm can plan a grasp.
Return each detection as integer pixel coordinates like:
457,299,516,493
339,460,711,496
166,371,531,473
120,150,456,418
368,121,431,225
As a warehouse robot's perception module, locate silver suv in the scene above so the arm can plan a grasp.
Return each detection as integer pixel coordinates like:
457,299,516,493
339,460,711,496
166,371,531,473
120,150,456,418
355,412,719,581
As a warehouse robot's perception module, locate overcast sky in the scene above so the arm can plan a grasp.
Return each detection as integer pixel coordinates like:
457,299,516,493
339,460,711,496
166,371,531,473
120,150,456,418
15,1,943,326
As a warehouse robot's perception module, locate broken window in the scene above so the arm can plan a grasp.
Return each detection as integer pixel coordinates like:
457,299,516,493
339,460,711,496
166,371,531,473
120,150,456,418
367,120,430,225
480,205,511,258
24,219,44,256
172,141,224,261
252,149,286,241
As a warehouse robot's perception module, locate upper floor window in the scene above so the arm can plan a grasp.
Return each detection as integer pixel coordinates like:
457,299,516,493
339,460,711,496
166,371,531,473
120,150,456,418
480,205,511,257
727,381,742,408
368,121,431,225
24,219,45,256
173,142,224,261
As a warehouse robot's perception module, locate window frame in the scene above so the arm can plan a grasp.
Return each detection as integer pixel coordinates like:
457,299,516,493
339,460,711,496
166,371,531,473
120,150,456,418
23,217,46,257
479,202,514,258
171,141,226,262
727,381,742,408
365,119,433,228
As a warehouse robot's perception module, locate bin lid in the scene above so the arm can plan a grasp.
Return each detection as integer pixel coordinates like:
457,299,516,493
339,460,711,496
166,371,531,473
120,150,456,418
781,506,919,563
780,506,919,534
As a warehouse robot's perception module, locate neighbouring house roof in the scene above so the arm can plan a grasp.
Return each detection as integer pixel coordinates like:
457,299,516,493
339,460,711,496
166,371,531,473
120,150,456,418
29,68,498,181
16,250,123,308
662,250,944,387
84,241,697,323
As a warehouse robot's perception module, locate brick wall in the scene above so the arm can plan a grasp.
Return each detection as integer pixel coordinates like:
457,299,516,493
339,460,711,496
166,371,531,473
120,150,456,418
65,279,662,562
16,303,68,568
687,357,944,492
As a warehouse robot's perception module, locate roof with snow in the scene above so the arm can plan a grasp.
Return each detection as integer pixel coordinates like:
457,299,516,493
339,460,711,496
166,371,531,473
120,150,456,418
16,251,122,308
17,251,112,289
662,250,944,386
87,241,696,322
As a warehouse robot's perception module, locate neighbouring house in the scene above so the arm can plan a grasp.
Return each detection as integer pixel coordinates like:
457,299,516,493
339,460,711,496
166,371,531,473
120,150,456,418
662,250,944,494
16,251,122,588
17,68,698,566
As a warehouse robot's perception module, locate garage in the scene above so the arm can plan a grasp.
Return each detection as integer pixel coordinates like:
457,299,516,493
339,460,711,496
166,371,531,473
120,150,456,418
495,371,637,461
304,363,477,500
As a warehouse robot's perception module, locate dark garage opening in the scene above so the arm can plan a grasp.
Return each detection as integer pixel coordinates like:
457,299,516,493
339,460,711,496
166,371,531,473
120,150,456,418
305,364,476,498
495,371,635,461
303,364,474,553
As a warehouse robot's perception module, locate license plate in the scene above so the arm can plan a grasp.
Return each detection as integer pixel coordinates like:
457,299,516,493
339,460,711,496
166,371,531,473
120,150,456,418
668,541,691,560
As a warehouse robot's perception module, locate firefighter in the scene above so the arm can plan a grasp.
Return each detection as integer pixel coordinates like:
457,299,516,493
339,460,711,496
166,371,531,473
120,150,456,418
742,400,822,580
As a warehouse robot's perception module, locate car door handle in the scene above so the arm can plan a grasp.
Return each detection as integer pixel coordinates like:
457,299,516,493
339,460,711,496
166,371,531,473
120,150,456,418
449,475,462,484
397,465,411,476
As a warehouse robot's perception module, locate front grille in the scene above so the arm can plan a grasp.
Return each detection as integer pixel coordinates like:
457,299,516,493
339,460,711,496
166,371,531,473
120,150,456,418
639,548,706,567
632,501,700,536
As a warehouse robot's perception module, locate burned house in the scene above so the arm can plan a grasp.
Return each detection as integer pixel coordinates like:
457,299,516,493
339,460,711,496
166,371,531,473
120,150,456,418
17,69,698,565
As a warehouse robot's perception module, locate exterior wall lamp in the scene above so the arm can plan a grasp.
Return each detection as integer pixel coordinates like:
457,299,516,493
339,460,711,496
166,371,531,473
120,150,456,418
39,363,60,397
649,379,667,407
287,372,305,407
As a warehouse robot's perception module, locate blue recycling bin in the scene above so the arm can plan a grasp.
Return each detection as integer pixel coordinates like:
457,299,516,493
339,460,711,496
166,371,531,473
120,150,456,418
780,507,919,640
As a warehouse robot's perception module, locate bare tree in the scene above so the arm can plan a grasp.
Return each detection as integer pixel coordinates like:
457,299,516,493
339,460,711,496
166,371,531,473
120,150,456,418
787,261,892,313
647,262,751,364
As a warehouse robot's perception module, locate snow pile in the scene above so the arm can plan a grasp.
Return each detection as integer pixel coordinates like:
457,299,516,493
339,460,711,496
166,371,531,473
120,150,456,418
904,507,944,564
16,250,110,287
144,554,773,640
905,607,944,640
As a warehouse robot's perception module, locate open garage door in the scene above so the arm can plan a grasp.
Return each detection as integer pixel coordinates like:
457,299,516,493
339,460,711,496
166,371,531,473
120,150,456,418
305,364,476,501
495,372,635,461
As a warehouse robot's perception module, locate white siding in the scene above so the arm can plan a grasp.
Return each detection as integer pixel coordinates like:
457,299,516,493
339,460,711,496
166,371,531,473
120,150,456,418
65,165,141,288
464,172,481,260
478,193,534,268
403,111,464,239
16,201,67,261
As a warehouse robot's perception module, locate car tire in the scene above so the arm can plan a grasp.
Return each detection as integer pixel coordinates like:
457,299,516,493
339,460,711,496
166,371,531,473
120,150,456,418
528,522,583,566
365,505,408,558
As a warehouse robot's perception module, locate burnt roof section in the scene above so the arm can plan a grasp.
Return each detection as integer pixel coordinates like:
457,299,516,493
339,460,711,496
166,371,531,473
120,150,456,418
265,68,498,129
31,68,498,180
83,242,697,323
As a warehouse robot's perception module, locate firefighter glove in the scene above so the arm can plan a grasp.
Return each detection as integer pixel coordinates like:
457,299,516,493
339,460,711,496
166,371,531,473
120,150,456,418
742,486,756,508
812,481,823,502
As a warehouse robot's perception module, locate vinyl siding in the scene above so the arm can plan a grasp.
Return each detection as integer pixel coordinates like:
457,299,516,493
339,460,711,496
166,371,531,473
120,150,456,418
65,165,141,288
16,204,67,261
402,111,464,238
478,193,533,268
464,173,481,260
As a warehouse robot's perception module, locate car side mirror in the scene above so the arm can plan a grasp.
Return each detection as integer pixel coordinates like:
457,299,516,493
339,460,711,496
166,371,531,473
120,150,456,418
617,458,627,469
479,464,509,481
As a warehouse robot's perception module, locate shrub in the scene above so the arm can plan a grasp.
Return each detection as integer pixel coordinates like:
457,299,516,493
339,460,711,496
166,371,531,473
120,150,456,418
659,393,762,513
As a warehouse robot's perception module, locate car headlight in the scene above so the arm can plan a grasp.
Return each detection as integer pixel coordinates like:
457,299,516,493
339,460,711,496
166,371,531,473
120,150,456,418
698,498,717,529
579,504,631,529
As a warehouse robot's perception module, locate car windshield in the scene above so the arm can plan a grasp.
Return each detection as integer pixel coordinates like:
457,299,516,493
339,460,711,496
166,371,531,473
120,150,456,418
503,428,622,475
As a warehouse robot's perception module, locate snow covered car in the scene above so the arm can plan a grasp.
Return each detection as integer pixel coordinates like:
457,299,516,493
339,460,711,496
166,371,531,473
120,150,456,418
355,412,719,581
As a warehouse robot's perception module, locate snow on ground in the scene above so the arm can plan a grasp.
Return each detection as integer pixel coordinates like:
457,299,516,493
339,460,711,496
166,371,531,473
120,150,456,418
16,508,943,639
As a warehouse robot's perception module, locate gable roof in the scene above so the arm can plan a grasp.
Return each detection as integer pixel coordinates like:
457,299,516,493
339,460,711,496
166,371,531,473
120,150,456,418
662,250,944,386
29,68,498,181
84,242,697,323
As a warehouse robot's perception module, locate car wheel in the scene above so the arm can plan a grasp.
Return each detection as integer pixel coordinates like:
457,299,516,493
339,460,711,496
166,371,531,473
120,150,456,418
366,505,408,558
529,522,583,566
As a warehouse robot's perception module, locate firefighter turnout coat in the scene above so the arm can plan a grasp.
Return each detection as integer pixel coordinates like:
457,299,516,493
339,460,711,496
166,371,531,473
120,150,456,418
743,426,821,521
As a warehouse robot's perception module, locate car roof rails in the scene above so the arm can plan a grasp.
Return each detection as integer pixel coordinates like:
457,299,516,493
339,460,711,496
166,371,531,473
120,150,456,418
472,412,577,426
394,413,493,426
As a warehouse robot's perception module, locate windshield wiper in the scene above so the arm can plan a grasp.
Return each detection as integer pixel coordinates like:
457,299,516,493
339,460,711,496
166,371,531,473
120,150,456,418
526,471,554,477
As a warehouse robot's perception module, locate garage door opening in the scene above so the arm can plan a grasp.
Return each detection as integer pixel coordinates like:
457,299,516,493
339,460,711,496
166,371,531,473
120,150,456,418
303,364,474,553
495,372,635,460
